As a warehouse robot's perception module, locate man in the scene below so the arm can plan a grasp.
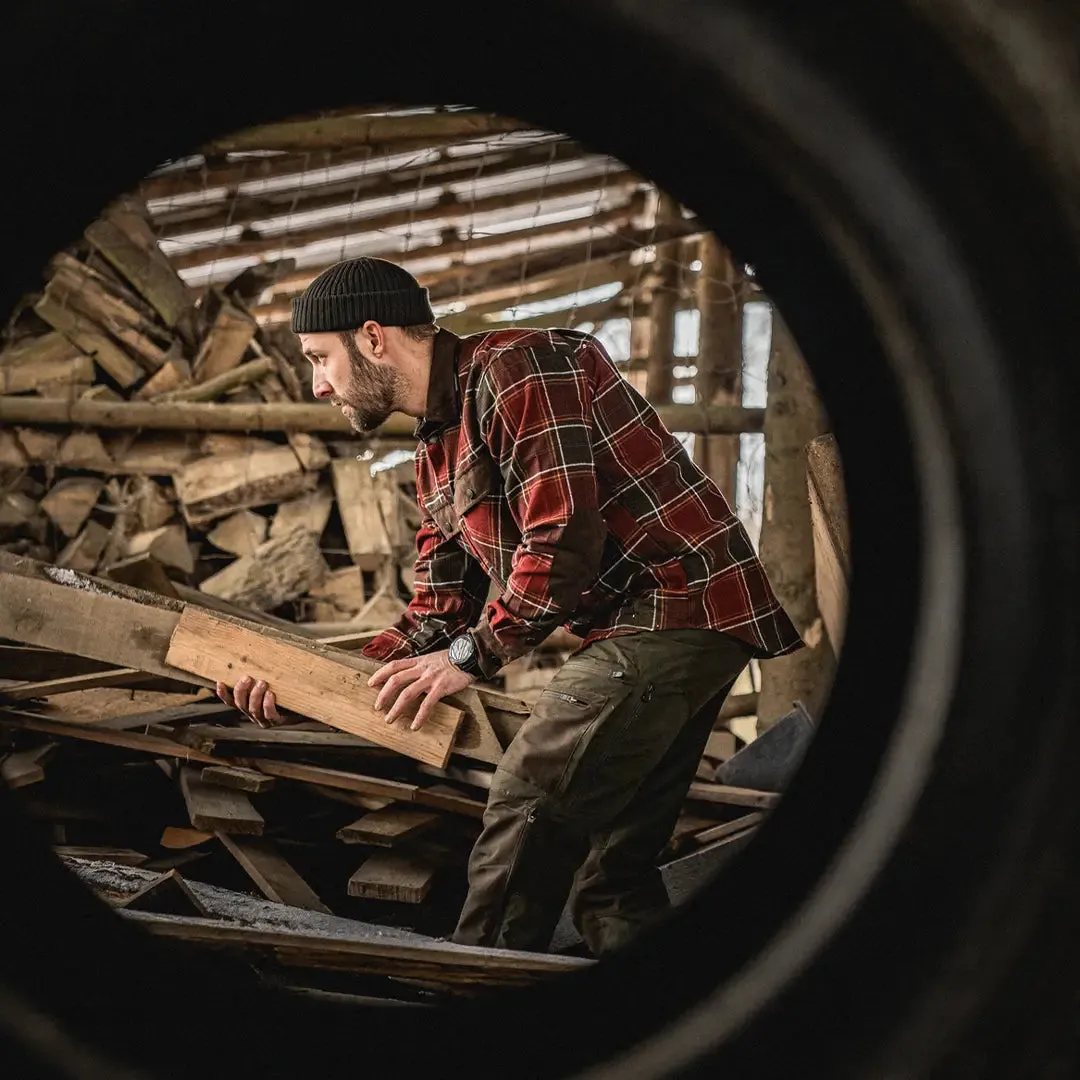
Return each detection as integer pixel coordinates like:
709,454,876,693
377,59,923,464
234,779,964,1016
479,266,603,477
218,256,803,956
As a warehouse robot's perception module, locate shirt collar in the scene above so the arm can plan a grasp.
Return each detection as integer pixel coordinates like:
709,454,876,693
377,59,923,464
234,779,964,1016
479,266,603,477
415,328,461,440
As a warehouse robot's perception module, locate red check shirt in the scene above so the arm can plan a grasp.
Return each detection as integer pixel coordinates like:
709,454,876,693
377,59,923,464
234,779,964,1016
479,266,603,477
362,327,803,677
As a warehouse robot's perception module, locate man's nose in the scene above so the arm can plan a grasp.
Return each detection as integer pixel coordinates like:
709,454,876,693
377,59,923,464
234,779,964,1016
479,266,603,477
312,373,333,399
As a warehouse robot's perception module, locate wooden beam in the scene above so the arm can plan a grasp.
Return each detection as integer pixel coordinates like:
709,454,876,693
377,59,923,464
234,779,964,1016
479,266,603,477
157,142,593,239
56,846,150,867
806,433,849,652
180,766,265,835
260,197,637,301
203,111,535,155
0,667,157,701
0,707,218,763
1,742,56,788
165,607,463,768
169,171,638,271
122,910,591,989
685,782,780,810
216,832,331,913
692,811,765,845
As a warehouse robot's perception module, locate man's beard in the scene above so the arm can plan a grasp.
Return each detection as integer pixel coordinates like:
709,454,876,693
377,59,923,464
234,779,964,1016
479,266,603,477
332,341,405,434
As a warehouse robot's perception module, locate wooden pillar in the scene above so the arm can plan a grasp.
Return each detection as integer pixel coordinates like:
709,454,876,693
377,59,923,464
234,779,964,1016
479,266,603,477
644,193,681,406
694,235,742,500
756,309,837,731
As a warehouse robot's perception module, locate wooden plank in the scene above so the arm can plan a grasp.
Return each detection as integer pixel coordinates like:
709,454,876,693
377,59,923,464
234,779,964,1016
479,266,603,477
704,728,738,762
0,707,218,764
1,742,57,788
216,832,331,914
685,782,780,810
165,607,463,768
413,783,486,821
347,852,436,903
200,764,275,793
96,700,230,732
56,846,149,867
180,725,380,753
236,758,420,804
692,811,766,845
417,762,494,790
0,556,207,687
0,667,156,701
174,446,318,527
179,767,264,835
336,807,440,847
160,826,213,850
806,433,849,651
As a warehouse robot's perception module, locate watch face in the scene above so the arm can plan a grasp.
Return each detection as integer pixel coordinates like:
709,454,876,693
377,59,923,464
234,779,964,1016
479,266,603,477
450,635,475,665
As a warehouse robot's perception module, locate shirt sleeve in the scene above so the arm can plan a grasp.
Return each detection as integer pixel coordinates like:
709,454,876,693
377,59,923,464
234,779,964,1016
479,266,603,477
361,512,490,663
469,336,607,677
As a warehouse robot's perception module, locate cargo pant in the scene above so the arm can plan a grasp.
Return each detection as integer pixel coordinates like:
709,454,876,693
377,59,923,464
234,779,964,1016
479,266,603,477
451,628,752,955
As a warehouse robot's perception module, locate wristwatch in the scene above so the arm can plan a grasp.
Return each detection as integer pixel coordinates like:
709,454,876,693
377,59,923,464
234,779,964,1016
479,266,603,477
448,632,485,679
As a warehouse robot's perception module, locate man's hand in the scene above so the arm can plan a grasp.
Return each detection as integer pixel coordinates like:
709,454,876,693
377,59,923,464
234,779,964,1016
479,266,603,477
367,650,476,731
216,675,290,728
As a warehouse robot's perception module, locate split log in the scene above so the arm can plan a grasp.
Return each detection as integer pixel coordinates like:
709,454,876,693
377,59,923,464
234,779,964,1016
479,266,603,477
104,553,180,598
207,510,268,557
85,195,195,332
121,524,194,575
0,492,38,530
133,356,192,400
332,458,403,570
57,431,113,470
122,477,175,532
39,477,103,538
192,295,257,382
33,290,145,388
174,446,318,527
197,529,328,611
0,332,95,394
305,566,366,621
270,490,335,541
56,846,149,867
155,354,275,403
1,742,56,788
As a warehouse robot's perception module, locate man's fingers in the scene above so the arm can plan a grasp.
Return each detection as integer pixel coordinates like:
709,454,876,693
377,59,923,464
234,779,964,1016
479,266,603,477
374,669,423,713
233,675,254,714
215,681,235,708
248,679,269,722
264,690,281,724
384,678,429,726
367,657,417,688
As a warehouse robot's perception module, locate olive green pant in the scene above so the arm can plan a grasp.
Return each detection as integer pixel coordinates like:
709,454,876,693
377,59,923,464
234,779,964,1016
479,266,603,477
451,628,752,955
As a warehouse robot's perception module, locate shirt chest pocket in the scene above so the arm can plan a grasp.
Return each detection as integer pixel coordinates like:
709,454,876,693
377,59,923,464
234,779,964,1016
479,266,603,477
424,453,502,540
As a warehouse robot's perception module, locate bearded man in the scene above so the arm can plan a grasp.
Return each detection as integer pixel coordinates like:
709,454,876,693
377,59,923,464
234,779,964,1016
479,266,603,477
217,256,803,955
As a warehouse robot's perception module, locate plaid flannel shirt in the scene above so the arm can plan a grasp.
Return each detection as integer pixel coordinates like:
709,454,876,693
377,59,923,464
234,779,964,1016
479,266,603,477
362,327,803,677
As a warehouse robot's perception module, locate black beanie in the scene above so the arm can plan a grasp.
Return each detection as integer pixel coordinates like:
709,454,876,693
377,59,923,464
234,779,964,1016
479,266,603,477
290,257,435,333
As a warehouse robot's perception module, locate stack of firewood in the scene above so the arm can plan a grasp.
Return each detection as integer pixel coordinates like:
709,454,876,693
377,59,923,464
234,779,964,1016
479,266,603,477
0,194,423,638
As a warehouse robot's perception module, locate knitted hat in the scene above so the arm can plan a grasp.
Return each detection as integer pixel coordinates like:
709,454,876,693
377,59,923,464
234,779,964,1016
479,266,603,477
290,257,434,333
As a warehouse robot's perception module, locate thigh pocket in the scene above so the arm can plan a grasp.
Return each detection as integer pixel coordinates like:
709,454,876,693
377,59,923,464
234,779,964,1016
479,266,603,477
499,657,637,799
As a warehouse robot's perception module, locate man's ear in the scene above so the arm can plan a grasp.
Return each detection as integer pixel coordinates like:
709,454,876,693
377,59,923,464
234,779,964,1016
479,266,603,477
360,321,386,358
